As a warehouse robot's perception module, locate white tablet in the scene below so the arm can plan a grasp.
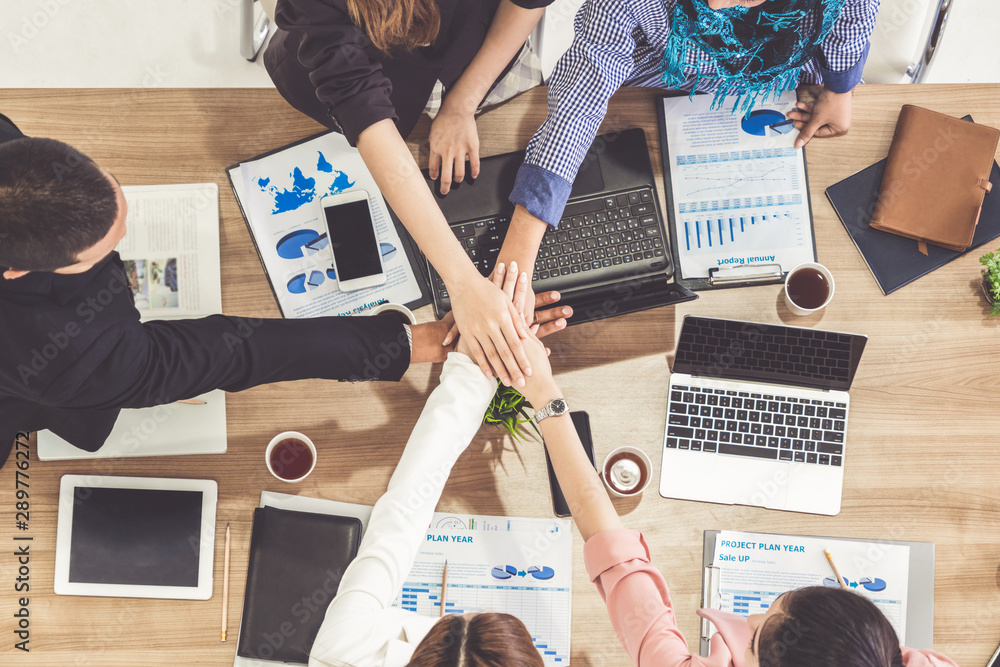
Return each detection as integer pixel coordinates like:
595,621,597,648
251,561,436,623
55,475,217,600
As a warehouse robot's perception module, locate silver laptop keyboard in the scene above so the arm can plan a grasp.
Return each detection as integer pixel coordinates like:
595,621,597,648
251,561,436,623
665,385,847,466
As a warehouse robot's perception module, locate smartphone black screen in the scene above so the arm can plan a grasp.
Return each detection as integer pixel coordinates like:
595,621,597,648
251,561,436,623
325,199,381,281
544,411,596,518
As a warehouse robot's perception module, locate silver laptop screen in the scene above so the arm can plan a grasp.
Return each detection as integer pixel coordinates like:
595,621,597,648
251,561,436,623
672,316,867,391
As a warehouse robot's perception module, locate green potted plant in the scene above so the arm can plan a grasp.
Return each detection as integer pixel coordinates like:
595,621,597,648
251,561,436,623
981,247,1000,317
483,382,539,442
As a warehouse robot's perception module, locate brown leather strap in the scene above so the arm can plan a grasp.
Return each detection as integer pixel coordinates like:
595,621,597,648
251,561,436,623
918,241,929,256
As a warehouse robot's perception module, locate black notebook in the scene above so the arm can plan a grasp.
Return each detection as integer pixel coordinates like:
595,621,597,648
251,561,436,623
237,506,362,664
826,116,1000,295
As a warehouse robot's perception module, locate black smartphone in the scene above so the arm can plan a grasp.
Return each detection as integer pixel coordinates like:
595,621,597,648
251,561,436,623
544,411,597,518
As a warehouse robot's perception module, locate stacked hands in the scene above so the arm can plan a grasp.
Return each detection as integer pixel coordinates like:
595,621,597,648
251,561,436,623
438,261,568,387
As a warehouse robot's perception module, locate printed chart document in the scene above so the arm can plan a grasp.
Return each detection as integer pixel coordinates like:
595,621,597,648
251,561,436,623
710,530,909,640
37,184,227,460
393,512,573,665
229,132,423,318
660,93,815,282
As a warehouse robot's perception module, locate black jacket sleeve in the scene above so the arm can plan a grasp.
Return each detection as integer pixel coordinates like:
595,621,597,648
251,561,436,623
273,0,397,145
42,314,411,412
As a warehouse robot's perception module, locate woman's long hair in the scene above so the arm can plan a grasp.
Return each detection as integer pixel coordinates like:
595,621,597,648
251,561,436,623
758,587,905,667
345,0,441,53
406,613,544,667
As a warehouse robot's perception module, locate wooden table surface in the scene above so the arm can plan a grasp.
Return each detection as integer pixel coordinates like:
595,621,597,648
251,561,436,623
2,85,999,667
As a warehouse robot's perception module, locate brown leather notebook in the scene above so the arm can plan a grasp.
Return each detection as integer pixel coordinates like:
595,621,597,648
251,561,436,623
870,105,999,254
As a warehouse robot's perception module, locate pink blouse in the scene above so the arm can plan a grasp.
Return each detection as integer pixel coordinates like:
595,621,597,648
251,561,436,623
583,529,957,667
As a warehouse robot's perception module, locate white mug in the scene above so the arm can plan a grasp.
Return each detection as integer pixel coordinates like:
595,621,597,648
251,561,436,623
783,262,835,316
601,446,652,498
370,302,417,325
265,431,317,483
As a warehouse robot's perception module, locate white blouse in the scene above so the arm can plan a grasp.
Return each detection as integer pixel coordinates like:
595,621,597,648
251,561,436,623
308,353,496,667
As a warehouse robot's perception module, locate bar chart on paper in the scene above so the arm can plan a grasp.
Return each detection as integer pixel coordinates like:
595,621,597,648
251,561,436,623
393,513,573,664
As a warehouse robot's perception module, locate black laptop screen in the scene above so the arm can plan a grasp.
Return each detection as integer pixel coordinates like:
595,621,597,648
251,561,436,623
672,316,867,391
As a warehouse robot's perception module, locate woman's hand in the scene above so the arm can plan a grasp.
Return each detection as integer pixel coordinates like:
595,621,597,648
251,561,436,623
428,106,481,195
447,266,531,387
789,86,853,148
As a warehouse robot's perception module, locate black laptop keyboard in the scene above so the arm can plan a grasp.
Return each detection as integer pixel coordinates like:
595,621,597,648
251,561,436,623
432,187,667,299
665,385,847,466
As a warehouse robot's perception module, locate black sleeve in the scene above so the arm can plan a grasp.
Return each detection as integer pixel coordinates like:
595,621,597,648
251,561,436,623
274,0,397,146
48,314,411,411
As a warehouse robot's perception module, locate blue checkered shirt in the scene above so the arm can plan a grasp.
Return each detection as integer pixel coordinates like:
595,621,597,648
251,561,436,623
511,0,880,226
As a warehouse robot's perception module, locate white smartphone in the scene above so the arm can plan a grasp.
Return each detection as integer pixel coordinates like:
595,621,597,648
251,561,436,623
320,189,387,292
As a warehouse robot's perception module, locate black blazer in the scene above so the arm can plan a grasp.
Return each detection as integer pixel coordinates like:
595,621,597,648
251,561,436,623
265,0,554,145
0,118,410,458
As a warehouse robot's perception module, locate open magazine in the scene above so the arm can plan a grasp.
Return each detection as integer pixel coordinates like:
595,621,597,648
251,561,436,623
36,183,228,460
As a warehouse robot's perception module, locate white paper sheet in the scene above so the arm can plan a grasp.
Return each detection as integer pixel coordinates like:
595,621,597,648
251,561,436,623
661,93,815,279
231,133,422,318
37,183,226,460
712,530,908,640
393,512,573,665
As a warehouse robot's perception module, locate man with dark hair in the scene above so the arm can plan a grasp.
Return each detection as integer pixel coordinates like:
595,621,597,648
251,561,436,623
0,114,571,467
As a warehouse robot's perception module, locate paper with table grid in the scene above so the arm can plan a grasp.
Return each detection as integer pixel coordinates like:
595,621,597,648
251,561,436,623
392,512,573,665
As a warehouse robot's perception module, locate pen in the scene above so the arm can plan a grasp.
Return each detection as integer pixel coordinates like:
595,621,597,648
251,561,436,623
177,398,207,405
440,560,448,618
221,523,231,641
825,549,850,591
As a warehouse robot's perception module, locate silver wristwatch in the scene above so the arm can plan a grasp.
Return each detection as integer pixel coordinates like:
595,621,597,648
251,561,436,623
533,397,569,424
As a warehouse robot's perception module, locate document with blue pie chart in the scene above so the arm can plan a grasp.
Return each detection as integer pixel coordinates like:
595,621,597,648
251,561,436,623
710,531,909,640
660,92,816,282
231,132,422,318
393,513,573,665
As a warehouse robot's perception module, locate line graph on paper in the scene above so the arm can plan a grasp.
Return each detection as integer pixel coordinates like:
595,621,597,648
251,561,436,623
676,149,801,198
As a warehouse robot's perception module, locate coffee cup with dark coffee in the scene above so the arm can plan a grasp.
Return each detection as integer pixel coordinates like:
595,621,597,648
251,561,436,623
601,446,652,498
784,262,835,316
265,431,317,483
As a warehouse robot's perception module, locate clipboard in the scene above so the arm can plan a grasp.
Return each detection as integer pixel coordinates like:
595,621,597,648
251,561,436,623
654,94,818,291
225,130,431,318
700,530,935,655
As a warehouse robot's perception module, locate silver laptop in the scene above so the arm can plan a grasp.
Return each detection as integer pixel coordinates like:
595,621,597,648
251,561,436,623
660,316,867,516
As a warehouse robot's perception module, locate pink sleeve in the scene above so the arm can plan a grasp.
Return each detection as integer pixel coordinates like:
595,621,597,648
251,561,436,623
901,647,959,667
584,529,723,667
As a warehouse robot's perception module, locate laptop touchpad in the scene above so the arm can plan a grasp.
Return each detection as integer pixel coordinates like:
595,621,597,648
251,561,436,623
729,461,790,509
568,152,605,198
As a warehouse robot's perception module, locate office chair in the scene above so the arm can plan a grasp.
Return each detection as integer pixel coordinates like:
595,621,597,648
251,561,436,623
863,0,953,83
240,0,277,61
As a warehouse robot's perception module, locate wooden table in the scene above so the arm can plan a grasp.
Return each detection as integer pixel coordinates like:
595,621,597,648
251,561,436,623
2,85,999,667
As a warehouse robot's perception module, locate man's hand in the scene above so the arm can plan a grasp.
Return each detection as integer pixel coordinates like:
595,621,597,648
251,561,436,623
443,261,572,346
789,86,853,148
428,107,480,195
410,320,454,364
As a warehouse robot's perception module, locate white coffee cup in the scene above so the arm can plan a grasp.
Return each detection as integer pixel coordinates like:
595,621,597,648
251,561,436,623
370,302,417,325
601,446,652,498
265,431,317,483
783,262,835,316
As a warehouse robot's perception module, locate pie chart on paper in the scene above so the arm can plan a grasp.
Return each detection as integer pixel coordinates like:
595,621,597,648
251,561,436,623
741,109,796,137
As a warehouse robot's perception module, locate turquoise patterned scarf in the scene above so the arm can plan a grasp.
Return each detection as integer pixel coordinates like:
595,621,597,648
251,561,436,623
662,0,847,113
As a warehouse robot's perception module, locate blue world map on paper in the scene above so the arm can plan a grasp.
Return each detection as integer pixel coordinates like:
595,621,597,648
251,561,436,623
257,151,355,214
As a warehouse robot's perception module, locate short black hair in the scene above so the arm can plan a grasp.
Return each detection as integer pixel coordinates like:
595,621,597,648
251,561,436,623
0,137,118,271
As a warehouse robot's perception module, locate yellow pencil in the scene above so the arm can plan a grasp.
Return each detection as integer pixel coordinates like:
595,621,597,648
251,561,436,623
439,560,448,618
221,523,231,641
825,549,850,591
176,398,207,405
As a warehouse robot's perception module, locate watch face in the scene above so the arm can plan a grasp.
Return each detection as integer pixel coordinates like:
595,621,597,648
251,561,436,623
550,398,568,414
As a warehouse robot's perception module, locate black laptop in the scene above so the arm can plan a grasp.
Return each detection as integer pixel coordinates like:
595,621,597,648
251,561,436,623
420,128,697,323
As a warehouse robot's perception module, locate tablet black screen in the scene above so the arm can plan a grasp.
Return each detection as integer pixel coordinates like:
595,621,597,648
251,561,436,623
69,487,203,587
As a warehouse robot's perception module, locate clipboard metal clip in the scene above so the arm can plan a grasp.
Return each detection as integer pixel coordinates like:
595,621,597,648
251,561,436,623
708,263,783,287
